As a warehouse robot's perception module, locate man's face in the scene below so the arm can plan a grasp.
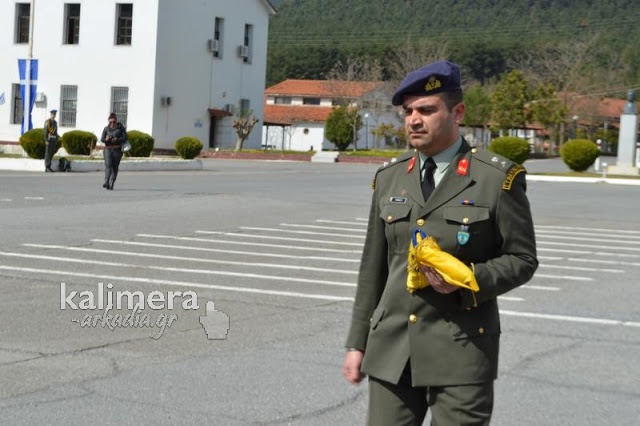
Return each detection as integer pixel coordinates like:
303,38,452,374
402,93,465,156
50,112,56,119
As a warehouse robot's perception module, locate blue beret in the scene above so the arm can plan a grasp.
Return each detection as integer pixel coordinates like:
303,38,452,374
50,109,57,114
392,61,461,106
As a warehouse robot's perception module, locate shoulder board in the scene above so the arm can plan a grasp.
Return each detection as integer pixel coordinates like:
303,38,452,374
471,149,515,173
470,149,526,191
371,150,416,190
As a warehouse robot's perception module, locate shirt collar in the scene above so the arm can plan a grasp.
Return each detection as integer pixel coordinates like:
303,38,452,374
418,136,463,170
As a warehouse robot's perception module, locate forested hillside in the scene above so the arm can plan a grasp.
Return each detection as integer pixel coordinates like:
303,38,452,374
267,0,640,96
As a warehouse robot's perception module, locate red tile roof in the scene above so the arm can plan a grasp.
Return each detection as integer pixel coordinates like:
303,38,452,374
265,79,383,98
264,105,334,125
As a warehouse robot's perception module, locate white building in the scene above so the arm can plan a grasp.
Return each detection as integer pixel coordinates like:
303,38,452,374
0,0,276,151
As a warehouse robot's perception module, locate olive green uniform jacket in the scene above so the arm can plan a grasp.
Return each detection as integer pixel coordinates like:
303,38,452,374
346,141,538,387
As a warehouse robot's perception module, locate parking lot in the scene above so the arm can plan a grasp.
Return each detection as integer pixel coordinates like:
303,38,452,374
0,160,639,425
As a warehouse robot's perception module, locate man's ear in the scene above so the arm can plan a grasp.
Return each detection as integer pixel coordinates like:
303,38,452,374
453,102,465,124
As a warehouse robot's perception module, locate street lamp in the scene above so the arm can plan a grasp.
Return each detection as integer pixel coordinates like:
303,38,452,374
364,113,369,150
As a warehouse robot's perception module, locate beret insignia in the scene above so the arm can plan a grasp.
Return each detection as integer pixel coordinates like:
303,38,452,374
425,76,442,92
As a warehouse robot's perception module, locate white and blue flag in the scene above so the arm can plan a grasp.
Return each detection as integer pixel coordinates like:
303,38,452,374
18,59,38,135
0,92,5,106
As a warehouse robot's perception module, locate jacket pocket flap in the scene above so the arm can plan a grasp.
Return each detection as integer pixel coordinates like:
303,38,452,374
443,206,489,224
380,204,412,224
370,306,385,329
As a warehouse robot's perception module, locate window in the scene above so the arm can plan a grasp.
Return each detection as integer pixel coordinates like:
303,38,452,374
11,84,23,125
60,85,78,127
242,24,253,63
274,96,292,105
240,99,250,116
303,98,321,106
15,3,30,44
213,17,224,58
64,4,81,45
115,3,133,45
110,87,129,127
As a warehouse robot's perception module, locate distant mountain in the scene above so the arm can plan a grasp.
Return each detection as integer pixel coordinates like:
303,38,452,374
266,0,640,88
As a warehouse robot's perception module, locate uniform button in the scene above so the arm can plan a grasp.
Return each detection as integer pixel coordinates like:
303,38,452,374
409,314,418,323
478,327,485,334
417,219,425,226
387,215,393,221
463,217,470,224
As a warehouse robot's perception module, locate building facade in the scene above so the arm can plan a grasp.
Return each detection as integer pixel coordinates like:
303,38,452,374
0,0,275,150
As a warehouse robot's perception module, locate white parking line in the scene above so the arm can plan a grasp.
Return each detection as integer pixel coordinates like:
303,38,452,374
0,251,356,287
538,241,640,252
538,264,623,273
23,244,358,275
316,220,367,226
139,234,363,253
521,285,560,291
193,231,364,247
93,239,360,263
532,273,593,281
24,196,44,200
280,223,366,232
536,225,640,235
569,258,640,267
239,226,366,239
0,266,353,302
500,309,640,327
536,229,640,240
537,234,634,245
539,247,640,259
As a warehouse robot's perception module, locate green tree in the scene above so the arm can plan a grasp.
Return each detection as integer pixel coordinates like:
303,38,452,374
462,85,492,147
325,106,362,151
490,70,530,133
528,83,567,150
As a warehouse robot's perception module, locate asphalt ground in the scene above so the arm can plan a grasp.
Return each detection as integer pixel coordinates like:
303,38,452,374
0,158,638,425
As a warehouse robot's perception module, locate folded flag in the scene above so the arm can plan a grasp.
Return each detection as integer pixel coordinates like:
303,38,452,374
406,228,479,293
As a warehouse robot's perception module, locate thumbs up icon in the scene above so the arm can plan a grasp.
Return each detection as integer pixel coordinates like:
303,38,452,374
199,301,229,340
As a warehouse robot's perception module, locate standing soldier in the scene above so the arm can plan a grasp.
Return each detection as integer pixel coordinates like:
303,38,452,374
44,109,59,172
342,61,538,425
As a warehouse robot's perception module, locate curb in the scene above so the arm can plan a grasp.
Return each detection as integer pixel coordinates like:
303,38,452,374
526,174,640,186
0,157,202,172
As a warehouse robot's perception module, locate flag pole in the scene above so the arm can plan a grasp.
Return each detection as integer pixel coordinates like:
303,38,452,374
28,0,35,59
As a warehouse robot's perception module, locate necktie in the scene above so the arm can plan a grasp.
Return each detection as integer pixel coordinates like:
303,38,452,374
421,157,437,201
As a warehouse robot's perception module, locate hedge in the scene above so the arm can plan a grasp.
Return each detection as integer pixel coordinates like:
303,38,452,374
175,136,203,159
487,136,530,164
61,130,97,155
126,130,154,157
560,139,599,172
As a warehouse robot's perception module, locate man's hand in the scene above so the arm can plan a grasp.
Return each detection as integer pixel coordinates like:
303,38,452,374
420,266,459,294
342,350,365,385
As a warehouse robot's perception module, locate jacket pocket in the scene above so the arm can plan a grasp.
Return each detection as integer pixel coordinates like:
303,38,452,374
380,204,412,253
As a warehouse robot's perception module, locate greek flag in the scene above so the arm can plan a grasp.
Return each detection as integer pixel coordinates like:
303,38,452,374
18,58,38,135
0,92,5,106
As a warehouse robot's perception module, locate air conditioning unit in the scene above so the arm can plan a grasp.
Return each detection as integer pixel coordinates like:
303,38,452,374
161,96,172,106
207,39,219,53
224,104,235,114
237,45,249,58
35,92,46,103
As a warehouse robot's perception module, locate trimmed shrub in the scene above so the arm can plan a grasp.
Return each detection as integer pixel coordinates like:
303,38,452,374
19,128,57,159
126,130,154,157
487,136,530,164
61,130,97,155
560,139,599,172
175,136,203,159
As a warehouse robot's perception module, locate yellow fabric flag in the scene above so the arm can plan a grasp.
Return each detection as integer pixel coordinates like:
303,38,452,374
406,229,479,293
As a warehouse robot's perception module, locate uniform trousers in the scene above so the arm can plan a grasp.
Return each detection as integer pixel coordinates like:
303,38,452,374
45,137,57,169
367,362,493,426
104,147,123,187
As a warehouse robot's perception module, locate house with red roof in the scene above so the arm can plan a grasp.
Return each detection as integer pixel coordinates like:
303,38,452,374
262,79,397,151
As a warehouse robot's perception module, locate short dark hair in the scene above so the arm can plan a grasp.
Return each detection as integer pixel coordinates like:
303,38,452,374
108,112,117,121
441,89,463,111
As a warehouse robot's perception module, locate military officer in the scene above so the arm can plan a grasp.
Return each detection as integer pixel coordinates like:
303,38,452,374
44,109,59,172
342,61,538,425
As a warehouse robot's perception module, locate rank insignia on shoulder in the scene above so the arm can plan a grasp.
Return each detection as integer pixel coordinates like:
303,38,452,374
371,178,376,190
502,165,526,190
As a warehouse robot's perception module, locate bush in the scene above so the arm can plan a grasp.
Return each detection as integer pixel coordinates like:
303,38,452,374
61,130,97,155
19,128,58,159
126,130,154,157
175,136,203,159
560,139,599,172
487,136,530,164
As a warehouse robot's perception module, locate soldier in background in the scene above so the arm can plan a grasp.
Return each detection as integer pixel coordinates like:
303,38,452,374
43,109,59,172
